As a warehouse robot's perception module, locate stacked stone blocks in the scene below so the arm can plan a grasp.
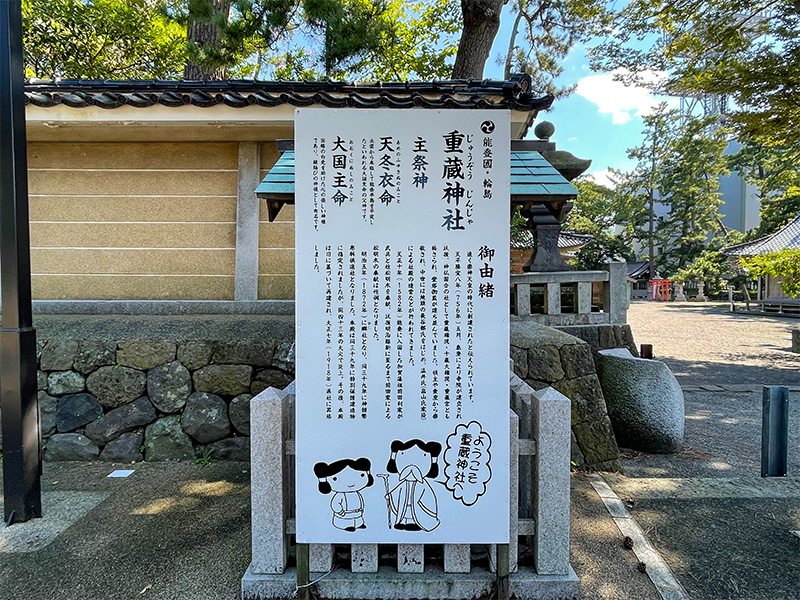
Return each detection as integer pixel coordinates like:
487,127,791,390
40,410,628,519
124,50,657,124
30,337,294,462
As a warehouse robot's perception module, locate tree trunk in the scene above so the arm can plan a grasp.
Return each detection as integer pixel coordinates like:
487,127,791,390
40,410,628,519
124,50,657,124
184,0,232,80
452,0,505,79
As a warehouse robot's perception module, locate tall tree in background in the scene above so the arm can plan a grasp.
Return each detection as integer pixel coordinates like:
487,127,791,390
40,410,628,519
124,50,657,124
566,178,635,270
731,139,800,238
619,103,675,278
23,0,186,79
657,115,731,272
300,0,394,77
500,0,610,97
451,0,505,78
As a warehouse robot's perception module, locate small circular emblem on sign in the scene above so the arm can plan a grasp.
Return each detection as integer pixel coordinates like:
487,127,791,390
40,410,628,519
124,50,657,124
480,120,495,134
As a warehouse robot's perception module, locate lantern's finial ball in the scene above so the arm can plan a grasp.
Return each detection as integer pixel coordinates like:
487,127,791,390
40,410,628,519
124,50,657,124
534,121,555,141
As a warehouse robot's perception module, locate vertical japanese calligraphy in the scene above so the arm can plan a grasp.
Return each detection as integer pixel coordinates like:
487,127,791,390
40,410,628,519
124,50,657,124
296,109,510,544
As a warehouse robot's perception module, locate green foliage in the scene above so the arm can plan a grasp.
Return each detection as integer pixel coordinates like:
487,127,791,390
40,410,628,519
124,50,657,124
672,231,744,294
502,0,613,97
742,249,800,298
567,177,635,270
23,0,187,79
730,139,800,238
656,115,731,272
169,0,297,78
193,445,217,466
261,0,460,80
588,0,800,145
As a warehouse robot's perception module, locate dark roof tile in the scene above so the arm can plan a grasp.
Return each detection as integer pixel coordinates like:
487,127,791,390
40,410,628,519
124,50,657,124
24,77,553,113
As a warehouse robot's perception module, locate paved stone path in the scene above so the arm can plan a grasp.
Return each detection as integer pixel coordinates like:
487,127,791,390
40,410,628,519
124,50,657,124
601,302,800,600
627,301,800,386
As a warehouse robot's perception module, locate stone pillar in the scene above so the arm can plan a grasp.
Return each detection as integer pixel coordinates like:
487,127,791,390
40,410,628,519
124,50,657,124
674,282,687,302
603,261,628,324
250,387,289,574
234,142,261,301
531,387,571,575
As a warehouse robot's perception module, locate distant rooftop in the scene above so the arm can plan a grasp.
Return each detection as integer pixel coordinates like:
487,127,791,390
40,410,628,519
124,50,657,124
723,214,800,257
24,76,554,112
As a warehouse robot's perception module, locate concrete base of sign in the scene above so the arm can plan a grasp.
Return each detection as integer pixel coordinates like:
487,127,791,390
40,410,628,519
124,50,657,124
241,564,579,600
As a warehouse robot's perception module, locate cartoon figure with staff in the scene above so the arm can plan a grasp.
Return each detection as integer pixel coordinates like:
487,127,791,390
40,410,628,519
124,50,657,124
378,439,442,532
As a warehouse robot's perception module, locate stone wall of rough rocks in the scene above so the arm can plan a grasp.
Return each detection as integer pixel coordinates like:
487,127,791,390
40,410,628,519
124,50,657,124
6,338,294,463
511,321,622,471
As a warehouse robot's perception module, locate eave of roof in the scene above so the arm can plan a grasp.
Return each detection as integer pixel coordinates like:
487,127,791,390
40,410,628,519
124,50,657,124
510,229,593,250
24,77,554,113
723,214,800,257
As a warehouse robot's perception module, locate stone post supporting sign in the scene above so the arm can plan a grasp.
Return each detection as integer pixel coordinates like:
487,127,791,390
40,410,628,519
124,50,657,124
294,108,511,545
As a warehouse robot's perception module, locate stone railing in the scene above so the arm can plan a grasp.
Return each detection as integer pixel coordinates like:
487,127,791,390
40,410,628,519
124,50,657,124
511,262,628,327
243,376,579,600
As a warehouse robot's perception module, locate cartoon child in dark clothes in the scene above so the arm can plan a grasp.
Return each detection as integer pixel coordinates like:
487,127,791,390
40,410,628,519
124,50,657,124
314,457,374,532
383,439,441,532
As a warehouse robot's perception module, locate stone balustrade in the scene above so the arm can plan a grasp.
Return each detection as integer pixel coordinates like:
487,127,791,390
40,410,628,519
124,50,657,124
511,262,628,327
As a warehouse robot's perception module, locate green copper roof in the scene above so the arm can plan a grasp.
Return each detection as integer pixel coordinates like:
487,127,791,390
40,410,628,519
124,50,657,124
255,150,577,199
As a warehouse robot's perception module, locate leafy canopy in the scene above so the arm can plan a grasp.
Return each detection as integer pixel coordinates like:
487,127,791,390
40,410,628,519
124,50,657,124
742,249,800,298
589,0,800,145
23,0,186,79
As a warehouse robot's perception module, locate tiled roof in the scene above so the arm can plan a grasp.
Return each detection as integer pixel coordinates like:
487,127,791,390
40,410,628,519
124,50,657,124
628,260,655,278
24,77,553,112
510,229,592,250
510,151,578,199
723,214,800,256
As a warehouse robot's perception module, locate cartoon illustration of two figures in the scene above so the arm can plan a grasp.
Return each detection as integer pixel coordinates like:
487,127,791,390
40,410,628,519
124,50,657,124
313,439,441,532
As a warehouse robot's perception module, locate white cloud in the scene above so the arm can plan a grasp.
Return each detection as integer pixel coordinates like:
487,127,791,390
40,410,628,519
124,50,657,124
586,169,618,189
575,69,671,125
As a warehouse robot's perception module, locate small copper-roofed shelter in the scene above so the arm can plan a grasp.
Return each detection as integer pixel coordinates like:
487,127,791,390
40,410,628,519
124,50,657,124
256,134,581,274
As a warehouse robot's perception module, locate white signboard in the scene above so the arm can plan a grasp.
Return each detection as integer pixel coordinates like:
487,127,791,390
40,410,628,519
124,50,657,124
295,108,510,544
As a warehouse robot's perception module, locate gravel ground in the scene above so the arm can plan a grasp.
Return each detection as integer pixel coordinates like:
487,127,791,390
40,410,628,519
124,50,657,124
627,301,800,385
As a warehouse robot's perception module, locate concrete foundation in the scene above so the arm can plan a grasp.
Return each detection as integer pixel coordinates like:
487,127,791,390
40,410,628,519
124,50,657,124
241,565,579,600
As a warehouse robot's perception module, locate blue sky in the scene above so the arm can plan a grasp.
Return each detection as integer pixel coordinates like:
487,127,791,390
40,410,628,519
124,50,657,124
483,6,672,187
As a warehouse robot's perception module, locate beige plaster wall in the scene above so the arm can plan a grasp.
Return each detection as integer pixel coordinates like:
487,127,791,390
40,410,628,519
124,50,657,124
28,142,240,300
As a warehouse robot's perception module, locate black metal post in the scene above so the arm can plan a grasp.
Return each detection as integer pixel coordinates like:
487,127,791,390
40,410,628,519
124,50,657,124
0,0,42,523
761,386,789,478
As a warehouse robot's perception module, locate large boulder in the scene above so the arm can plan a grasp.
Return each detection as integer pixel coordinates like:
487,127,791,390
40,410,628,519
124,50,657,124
45,433,99,461
181,392,231,444
193,365,252,396
85,396,157,446
56,393,103,432
228,393,252,435
100,431,144,462
86,366,147,408
511,320,620,471
39,339,78,371
177,341,214,370
211,340,276,366
74,340,116,374
144,416,195,461
597,348,684,453
147,360,192,413
47,371,86,396
117,341,176,370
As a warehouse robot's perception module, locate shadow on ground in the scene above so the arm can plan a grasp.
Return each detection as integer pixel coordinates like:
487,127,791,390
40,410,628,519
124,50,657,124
659,356,800,386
